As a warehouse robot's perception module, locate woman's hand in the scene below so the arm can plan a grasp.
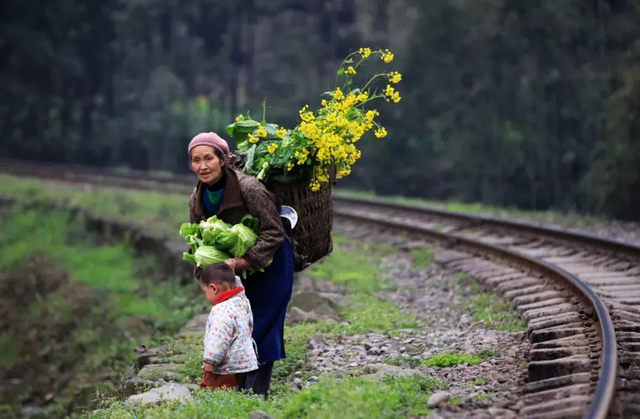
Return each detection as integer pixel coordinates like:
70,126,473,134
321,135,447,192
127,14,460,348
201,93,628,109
202,362,214,372
224,258,250,273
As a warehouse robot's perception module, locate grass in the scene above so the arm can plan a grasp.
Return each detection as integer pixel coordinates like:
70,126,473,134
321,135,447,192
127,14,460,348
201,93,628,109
87,232,423,418
422,353,483,368
473,393,494,402
422,348,499,368
0,174,188,239
303,235,417,335
411,248,434,270
0,205,202,416
454,274,525,332
0,178,440,418
333,188,605,230
89,375,445,419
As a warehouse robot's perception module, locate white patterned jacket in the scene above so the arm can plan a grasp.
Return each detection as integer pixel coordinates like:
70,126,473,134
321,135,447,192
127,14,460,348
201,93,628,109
203,286,258,375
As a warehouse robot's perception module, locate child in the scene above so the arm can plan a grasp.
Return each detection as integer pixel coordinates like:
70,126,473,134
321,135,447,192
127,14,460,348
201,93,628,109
198,263,258,391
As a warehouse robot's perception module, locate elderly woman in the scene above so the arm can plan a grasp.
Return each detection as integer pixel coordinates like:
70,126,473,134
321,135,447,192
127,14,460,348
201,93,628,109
187,132,294,398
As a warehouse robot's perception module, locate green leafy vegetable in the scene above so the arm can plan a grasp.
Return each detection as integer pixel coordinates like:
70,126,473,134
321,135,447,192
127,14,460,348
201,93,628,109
241,214,260,233
179,222,200,237
228,224,258,258
180,215,261,273
193,246,231,268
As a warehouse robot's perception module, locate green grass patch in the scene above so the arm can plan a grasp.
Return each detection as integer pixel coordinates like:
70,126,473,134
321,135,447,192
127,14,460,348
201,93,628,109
307,234,394,294
0,206,201,416
411,248,434,270
459,282,525,332
340,294,417,334
422,353,483,368
0,174,188,239
473,393,494,402
422,349,498,368
89,375,445,419
304,235,417,335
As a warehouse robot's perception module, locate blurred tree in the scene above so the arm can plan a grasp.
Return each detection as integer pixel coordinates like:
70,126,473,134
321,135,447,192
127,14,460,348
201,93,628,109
0,0,639,218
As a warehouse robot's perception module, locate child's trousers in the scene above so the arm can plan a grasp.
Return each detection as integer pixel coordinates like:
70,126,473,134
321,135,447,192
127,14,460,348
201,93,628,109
199,371,241,391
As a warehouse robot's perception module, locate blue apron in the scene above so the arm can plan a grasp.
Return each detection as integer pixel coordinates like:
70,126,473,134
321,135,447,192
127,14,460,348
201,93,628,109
242,238,294,365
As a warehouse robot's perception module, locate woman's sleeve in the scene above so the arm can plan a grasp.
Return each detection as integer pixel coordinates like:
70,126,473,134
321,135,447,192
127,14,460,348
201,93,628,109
242,184,285,270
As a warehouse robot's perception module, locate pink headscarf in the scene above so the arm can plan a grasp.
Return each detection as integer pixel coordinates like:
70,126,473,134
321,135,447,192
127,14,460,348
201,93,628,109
188,132,230,157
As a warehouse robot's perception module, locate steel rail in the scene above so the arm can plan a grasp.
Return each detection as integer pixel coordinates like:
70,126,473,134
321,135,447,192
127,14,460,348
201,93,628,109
333,195,640,259
333,208,618,419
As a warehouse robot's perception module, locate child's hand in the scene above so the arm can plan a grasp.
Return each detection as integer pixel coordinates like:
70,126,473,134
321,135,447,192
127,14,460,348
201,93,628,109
225,258,250,273
202,362,214,372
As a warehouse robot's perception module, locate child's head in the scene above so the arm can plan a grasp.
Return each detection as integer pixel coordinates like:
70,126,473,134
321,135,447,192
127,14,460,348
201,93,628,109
199,263,236,305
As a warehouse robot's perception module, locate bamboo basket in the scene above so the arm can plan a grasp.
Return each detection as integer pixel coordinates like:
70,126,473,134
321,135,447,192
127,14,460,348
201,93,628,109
265,178,333,272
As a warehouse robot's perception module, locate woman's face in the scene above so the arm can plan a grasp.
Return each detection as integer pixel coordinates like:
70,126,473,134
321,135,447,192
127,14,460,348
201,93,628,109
190,145,224,184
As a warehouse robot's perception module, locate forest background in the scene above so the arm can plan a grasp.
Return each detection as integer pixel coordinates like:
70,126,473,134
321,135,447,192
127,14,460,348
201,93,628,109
1,0,638,219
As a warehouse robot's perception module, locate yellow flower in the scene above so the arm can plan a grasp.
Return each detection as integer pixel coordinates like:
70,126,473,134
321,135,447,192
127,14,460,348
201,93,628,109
358,47,372,59
276,127,287,138
389,71,402,84
248,133,259,143
299,105,315,123
267,143,278,154
345,66,357,76
375,127,387,138
384,84,396,97
381,49,394,63
356,92,369,103
365,110,379,122
235,114,245,122
383,85,402,103
339,166,351,177
294,148,309,165
333,88,344,100
256,126,268,138
286,162,294,171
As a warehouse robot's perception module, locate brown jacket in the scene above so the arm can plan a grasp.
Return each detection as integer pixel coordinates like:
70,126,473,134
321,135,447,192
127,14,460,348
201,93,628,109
188,168,284,270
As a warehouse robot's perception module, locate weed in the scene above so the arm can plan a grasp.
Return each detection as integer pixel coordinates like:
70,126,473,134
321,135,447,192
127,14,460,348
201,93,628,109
411,248,434,270
456,279,525,332
422,353,483,367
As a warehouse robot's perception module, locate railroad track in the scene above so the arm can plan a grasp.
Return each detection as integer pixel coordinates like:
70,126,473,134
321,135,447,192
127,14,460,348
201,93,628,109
2,159,639,418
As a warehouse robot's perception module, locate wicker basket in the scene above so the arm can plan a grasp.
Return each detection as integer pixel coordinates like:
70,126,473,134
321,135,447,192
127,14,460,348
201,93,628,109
265,178,333,272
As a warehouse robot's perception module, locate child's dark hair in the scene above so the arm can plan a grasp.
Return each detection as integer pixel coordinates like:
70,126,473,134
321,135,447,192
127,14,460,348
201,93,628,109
200,263,236,286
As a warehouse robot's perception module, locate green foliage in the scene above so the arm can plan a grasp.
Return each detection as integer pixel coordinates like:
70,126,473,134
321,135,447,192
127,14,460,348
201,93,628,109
422,348,499,368
0,206,200,414
307,235,394,294
3,0,640,220
411,248,434,270
422,353,483,368
459,282,525,332
305,235,417,335
0,175,188,239
90,375,444,419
